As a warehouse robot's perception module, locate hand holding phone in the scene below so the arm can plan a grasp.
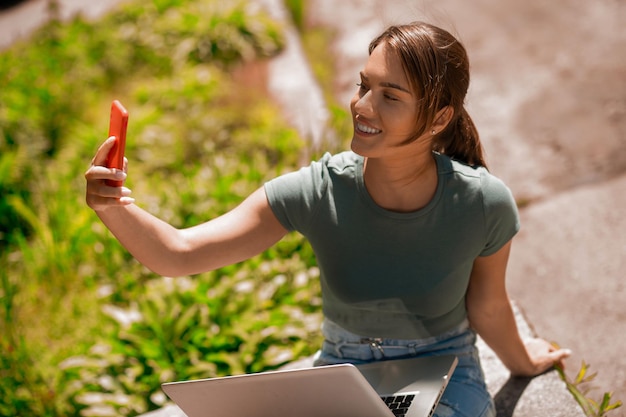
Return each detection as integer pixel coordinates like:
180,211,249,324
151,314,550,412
105,100,129,187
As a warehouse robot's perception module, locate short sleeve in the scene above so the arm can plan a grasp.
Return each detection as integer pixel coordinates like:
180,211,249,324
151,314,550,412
264,153,331,233
479,171,521,256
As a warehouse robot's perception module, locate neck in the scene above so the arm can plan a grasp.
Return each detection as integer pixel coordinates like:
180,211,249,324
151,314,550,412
363,151,438,212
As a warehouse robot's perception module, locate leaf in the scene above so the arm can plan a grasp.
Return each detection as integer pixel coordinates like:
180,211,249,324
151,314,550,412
598,392,623,416
599,393,611,414
605,400,623,412
173,303,200,341
575,361,589,384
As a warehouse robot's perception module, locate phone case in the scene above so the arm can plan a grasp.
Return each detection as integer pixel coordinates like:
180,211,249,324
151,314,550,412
106,100,129,187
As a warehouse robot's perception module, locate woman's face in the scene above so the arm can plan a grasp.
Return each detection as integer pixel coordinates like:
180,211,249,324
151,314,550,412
350,42,424,158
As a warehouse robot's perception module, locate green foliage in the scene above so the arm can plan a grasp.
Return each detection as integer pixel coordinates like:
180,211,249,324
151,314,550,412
61,267,322,416
0,335,53,416
555,361,623,417
0,0,285,248
0,0,323,416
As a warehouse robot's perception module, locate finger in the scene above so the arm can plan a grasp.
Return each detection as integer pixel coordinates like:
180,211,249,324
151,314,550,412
85,164,127,183
547,341,572,359
119,196,136,205
86,165,131,194
539,347,570,373
87,194,135,209
94,184,133,199
86,185,134,210
552,348,572,368
91,136,117,167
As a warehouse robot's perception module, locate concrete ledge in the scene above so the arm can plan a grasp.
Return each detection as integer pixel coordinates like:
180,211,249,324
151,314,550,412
477,302,584,417
141,302,583,417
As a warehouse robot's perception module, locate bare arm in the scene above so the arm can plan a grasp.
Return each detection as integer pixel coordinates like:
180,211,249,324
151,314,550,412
466,241,571,377
85,137,288,277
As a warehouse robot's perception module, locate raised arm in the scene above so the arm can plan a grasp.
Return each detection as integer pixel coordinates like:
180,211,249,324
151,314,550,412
466,241,571,377
85,137,288,277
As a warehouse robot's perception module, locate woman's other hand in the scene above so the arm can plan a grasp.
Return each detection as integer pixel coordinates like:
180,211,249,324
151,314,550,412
520,337,572,377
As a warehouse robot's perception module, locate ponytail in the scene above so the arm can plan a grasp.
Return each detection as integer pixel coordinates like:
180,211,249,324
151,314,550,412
434,107,487,168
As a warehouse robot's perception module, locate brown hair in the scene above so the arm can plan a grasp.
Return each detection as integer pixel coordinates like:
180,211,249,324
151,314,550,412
369,22,487,167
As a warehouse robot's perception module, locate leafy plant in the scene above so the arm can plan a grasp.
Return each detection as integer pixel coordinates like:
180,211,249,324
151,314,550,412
555,361,623,417
61,263,322,416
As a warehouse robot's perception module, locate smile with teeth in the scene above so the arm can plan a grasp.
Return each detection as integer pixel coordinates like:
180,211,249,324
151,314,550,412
356,122,382,135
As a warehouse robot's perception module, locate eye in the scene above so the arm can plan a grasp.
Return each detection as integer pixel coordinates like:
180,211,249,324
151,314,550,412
356,82,372,99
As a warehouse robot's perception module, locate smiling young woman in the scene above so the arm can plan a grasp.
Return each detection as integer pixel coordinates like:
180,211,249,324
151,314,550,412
85,21,571,417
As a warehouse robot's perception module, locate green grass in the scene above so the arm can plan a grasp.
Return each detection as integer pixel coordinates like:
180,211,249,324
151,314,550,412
0,0,325,415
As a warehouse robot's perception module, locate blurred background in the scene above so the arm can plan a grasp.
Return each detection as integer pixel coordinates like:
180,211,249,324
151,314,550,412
1,0,624,416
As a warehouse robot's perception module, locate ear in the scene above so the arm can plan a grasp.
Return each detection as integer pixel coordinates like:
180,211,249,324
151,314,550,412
431,106,454,133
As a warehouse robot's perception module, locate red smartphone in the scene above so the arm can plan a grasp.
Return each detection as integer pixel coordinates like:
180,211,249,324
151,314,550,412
105,100,129,187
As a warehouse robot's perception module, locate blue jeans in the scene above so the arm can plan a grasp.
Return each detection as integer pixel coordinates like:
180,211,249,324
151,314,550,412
313,318,496,417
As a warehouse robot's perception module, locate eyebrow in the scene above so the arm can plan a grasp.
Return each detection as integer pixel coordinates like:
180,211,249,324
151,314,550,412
360,72,412,94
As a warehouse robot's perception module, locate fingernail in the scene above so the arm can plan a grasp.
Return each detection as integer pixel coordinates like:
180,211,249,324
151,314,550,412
114,169,127,179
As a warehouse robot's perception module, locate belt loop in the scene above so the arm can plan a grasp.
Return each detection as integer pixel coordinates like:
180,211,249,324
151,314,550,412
333,341,347,359
361,338,386,359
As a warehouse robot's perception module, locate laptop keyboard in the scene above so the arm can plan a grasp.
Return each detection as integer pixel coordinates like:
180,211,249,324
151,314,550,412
381,394,415,417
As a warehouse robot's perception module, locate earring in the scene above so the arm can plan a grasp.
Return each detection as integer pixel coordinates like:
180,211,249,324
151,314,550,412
431,130,436,135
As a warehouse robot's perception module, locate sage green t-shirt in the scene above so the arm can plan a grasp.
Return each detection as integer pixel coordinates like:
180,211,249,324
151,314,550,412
264,151,520,339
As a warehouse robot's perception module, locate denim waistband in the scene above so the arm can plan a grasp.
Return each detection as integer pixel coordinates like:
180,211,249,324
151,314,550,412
316,319,493,416
319,318,474,362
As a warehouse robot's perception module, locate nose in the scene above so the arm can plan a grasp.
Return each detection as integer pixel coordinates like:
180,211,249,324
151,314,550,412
353,89,375,118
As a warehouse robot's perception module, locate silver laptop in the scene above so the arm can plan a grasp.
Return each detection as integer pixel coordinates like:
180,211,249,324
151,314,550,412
161,355,457,417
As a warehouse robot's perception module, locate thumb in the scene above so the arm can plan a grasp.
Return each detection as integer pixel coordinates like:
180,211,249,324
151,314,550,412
92,136,117,167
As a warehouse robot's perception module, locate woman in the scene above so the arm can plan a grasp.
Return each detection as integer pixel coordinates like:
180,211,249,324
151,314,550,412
86,21,571,417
